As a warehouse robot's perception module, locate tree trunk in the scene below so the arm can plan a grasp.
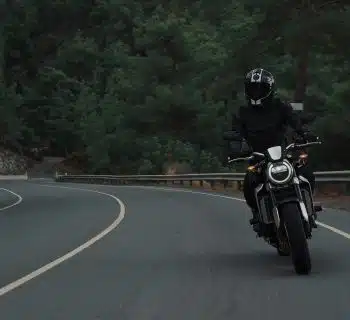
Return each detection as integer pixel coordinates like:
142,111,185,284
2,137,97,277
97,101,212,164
294,38,309,104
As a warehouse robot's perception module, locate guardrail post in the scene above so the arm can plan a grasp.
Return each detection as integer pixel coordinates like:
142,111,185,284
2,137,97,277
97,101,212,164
345,182,350,195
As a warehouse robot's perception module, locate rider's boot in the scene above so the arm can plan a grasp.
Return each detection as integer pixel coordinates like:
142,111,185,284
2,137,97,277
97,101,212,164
310,203,322,228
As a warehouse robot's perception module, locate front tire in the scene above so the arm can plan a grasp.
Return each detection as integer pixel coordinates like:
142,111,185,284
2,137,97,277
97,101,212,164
280,202,311,274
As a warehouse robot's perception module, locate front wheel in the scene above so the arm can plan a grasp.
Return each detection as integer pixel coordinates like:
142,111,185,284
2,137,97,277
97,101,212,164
280,202,311,274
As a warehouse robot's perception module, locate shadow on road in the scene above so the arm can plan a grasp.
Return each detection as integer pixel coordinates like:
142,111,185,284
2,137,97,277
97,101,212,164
91,247,341,279
200,247,343,277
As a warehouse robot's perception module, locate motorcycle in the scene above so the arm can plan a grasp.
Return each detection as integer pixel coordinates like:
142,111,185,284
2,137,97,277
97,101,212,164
224,132,322,275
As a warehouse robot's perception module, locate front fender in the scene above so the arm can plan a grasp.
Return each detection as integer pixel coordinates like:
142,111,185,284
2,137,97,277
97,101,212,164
278,198,309,223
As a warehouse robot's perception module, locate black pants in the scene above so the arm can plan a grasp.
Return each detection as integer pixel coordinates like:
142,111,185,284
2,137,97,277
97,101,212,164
243,164,315,211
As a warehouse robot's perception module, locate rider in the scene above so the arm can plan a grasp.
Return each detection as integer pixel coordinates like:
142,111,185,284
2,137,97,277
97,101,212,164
227,68,318,232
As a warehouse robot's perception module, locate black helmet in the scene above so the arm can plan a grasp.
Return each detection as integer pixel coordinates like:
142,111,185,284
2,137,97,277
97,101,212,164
244,68,275,106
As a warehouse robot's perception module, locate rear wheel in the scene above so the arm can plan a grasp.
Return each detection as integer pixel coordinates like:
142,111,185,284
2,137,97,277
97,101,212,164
277,241,290,256
280,202,311,274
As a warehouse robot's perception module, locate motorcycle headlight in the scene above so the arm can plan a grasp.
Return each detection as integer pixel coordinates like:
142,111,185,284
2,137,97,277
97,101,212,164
267,160,294,184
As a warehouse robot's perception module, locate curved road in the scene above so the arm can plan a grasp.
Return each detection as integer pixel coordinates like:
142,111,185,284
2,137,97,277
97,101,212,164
0,180,349,319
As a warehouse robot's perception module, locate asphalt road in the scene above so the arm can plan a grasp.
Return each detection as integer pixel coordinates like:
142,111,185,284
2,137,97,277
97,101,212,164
0,180,349,319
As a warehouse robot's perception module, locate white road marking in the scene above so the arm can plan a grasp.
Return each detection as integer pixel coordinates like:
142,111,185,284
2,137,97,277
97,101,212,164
0,184,126,297
316,221,350,240
64,182,350,241
130,186,350,239
0,188,23,211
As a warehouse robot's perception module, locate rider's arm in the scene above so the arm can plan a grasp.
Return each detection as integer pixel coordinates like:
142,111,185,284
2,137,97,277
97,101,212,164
282,102,318,142
282,102,306,136
232,107,248,140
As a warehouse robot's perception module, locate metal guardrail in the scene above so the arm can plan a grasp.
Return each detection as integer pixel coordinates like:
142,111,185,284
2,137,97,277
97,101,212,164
55,171,350,183
0,173,28,180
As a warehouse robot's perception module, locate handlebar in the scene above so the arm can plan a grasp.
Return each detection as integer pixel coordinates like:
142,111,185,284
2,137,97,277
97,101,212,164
228,140,321,164
285,140,322,151
252,152,265,158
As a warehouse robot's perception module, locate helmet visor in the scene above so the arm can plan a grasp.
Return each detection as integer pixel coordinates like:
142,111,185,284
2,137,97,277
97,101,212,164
245,82,271,101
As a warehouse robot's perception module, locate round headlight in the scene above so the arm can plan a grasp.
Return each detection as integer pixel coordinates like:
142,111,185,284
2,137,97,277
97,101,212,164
267,161,293,184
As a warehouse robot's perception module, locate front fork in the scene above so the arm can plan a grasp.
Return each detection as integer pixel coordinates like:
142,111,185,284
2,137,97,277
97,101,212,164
267,177,315,239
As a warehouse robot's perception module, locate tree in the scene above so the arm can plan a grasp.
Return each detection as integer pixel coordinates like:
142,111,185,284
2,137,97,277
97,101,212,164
0,0,348,172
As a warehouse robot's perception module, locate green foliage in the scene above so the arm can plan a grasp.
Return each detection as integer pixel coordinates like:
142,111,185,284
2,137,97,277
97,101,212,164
0,0,348,172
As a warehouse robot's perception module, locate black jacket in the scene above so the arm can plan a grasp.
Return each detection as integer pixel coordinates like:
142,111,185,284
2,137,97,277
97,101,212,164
231,98,306,153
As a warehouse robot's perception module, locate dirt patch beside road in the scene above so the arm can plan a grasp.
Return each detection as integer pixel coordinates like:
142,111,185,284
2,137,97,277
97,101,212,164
159,181,350,212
